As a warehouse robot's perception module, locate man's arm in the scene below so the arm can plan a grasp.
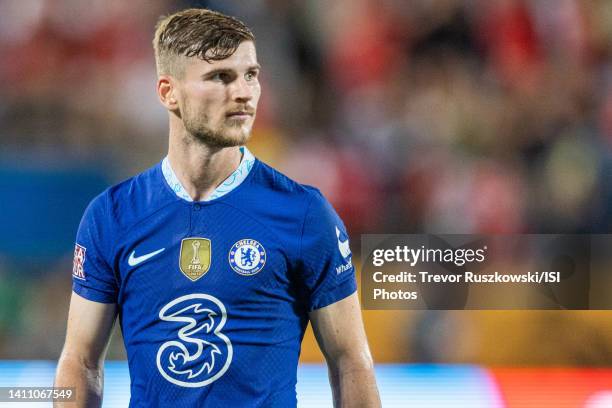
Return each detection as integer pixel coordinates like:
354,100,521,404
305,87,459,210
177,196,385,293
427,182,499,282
54,292,117,407
309,293,381,408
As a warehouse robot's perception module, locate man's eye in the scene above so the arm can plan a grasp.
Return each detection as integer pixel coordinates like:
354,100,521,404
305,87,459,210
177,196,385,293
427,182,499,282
211,73,230,82
245,71,258,81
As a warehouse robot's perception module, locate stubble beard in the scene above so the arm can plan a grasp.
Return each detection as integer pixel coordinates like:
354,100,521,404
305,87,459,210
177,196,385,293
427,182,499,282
183,115,251,148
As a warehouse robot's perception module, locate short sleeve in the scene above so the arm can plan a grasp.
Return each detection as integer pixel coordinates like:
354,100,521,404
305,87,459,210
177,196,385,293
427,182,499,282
71,192,118,303
299,191,357,311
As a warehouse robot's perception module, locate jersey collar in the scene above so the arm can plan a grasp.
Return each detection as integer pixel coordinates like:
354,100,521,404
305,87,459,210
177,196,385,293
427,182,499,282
161,146,255,202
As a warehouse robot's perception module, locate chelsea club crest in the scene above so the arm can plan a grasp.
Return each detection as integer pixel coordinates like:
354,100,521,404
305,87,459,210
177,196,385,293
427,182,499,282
229,239,266,276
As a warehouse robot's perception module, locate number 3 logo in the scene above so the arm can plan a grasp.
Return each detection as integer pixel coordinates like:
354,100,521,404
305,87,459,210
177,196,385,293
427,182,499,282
156,294,233,387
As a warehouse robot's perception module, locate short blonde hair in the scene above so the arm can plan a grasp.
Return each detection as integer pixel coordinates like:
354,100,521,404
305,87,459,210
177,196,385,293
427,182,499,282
153,8,255,76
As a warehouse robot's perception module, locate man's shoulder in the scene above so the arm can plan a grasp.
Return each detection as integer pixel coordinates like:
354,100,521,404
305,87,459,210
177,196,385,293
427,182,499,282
235,159,335,261
251,161,347,234
241,159,335,227
107,162,161,199
250,159,323,203
85,161,170,229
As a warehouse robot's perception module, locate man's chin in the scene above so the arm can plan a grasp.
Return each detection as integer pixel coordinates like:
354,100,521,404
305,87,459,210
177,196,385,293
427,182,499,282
191,130,250,148
218,130,251,147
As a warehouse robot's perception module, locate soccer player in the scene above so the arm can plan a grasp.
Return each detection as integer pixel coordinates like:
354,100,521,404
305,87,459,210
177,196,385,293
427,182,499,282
54,8,380,408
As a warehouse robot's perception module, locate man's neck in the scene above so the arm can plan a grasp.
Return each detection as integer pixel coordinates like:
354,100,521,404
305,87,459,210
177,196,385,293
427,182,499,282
167,132,242,202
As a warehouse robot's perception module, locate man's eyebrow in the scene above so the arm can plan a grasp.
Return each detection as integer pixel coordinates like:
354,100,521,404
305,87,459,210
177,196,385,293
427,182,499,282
202,68,235,77
201,65,261,78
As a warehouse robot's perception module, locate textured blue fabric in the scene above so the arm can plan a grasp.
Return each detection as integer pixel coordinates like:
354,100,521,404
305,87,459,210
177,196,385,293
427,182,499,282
71,158,356,408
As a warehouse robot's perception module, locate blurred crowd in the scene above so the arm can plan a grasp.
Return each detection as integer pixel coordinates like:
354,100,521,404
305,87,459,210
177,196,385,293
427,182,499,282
1,0,612,363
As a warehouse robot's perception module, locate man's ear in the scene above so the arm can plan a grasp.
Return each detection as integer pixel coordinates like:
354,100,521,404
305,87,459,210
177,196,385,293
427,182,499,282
157,75,179,110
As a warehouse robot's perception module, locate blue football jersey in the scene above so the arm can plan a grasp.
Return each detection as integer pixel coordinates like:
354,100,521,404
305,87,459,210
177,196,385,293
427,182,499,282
71,148,357,407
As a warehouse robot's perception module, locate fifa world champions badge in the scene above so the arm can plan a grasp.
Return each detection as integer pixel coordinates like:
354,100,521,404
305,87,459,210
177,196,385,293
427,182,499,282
72,244,86,280
229,239,266,276
179,238,212,281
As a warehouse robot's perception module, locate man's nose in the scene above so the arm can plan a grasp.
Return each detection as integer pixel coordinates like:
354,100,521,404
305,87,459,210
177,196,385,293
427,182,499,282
230,77,253,102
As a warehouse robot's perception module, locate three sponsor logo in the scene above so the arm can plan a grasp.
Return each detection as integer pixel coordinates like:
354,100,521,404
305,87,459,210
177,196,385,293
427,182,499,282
156,293,232,387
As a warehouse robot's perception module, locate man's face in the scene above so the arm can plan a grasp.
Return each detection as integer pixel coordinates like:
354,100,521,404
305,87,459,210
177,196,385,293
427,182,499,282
175,41,261,147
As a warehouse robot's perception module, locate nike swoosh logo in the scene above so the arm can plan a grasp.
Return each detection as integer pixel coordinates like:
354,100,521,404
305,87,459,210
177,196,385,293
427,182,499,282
128,248,165,266
335,227,351,259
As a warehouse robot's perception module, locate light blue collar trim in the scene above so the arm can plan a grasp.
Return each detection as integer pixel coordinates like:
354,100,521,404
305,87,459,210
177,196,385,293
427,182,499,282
162,146,255,202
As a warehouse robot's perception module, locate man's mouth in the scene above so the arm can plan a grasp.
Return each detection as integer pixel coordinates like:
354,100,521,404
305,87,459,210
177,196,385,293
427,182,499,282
226,111,253,119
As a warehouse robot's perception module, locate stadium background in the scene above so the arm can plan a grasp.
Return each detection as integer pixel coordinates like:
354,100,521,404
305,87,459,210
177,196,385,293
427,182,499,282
1,0,612,406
